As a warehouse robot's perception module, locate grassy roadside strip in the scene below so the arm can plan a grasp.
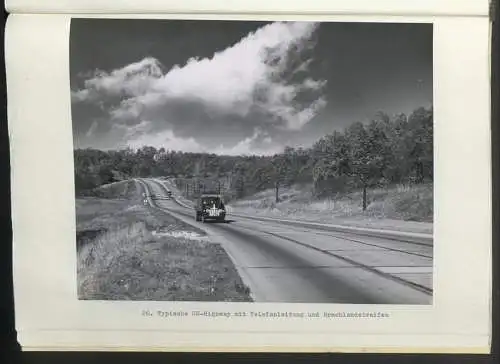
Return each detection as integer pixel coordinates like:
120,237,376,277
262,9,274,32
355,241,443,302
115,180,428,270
76,180,252,302
226,183,433,235
166,178,433,235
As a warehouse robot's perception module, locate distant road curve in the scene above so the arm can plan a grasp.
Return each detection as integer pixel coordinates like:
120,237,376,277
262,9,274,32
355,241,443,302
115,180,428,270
138,178,433,304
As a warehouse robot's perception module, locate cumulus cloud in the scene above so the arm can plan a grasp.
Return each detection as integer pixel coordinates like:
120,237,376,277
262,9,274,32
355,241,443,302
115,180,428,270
124,125,280,156
72,58,164,103
126,129,203,153
72,21,327,154
212,128,282,156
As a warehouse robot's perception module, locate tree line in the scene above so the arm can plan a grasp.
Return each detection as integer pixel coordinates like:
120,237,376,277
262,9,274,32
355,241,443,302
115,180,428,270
74,106,433,208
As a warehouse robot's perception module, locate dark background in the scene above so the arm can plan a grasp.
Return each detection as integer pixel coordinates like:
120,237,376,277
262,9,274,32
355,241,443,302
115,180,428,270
1,3,498,363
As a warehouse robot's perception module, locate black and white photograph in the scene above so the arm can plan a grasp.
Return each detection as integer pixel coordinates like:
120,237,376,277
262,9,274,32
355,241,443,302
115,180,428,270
71,19,434,305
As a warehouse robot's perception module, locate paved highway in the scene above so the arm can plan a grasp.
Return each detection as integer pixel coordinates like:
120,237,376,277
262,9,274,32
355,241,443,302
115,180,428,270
137,178,433,304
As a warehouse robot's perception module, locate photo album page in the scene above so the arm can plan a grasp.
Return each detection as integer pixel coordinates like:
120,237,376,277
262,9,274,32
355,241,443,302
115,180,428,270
5,0,493,353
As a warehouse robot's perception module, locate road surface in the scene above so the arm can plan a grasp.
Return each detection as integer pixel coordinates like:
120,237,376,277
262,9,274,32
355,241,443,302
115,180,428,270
137,178,433,304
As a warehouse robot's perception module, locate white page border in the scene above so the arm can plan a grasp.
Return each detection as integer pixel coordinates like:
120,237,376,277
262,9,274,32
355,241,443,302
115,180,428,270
6,13,492,353
5,0,490,16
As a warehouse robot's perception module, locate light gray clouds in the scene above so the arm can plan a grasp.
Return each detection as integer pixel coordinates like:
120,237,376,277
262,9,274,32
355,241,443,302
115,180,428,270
72,21,327,155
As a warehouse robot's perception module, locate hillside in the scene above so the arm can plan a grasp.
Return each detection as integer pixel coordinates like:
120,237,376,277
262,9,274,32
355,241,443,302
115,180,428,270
74,106,433,213
227,182,433,232
76,180,252,301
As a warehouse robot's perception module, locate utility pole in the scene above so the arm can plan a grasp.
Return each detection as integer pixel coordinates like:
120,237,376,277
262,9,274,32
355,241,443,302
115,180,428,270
275,180,279,203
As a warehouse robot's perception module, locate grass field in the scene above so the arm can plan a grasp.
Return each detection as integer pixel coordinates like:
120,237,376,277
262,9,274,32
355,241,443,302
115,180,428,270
228,183,433,234
76,180,252,301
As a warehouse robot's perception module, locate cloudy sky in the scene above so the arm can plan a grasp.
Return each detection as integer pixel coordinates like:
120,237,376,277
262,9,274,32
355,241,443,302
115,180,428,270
70,19,433,155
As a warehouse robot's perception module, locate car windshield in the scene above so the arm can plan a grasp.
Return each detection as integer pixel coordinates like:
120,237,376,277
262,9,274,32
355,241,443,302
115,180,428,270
201,197,221,207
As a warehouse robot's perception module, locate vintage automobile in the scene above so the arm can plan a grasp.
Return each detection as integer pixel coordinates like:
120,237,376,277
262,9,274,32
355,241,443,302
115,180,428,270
195,194,226,223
